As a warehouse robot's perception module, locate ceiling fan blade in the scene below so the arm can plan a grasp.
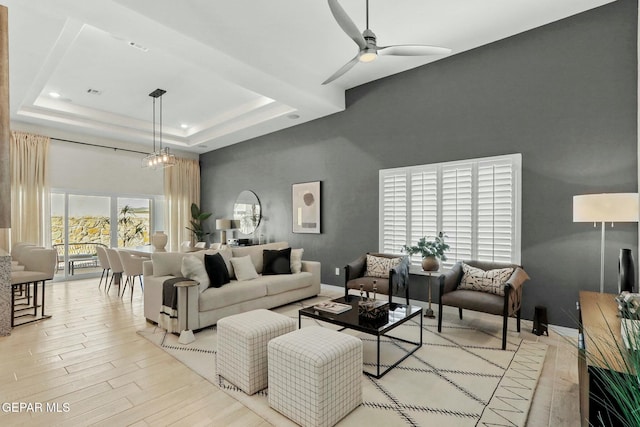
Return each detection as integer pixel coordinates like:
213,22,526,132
322,54,360,85
378,45,452,56
327,0,366,50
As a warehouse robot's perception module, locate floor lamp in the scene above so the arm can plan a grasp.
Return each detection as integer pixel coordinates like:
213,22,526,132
573,193,639,293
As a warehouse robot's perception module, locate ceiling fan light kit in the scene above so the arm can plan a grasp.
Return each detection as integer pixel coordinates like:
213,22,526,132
323,0,452,85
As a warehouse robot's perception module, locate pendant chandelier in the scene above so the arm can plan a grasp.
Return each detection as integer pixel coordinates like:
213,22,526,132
143,88,176,169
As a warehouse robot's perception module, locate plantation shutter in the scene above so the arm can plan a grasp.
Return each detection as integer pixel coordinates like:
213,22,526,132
409,169,438,266
477,160,515,262
441,164,473,266
380,171,407,254
379,154,521,265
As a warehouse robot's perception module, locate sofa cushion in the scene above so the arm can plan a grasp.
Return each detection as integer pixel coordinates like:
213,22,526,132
290,248,304,274
263,272,313,296
193,246,234,279
263,248,292,275
230,255,259,281
204,253,230,288
181,255,210,292
152,252,187,277
458,263,514,296
441,289,504,315
199,280,268,311
364,254,401,279
232,241,289,274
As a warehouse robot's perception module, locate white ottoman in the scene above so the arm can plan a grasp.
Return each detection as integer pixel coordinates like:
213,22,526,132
268,326,362,427
217,309,296,395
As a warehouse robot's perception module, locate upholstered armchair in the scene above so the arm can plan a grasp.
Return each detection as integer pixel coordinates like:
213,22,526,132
438,260,530,350
344,253,410,304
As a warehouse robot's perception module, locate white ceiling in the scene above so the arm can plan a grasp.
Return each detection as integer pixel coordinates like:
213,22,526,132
2,0,614,153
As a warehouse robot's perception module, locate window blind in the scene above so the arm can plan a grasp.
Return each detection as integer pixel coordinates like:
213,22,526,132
379,154,521,266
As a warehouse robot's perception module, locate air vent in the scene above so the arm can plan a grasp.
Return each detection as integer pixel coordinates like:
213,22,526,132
128,41,148,52
86,88,102,95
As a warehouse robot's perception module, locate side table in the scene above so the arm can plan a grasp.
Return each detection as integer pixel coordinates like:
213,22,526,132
409,267,445,318
174,280,198,344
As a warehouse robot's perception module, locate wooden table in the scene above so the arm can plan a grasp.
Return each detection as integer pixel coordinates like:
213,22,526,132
578,291,633,426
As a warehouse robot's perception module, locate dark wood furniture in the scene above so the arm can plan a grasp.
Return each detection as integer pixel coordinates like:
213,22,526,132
299,295,422,378
578,291,633,426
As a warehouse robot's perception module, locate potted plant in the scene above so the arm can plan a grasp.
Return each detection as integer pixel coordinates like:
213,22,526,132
402,232,449,271
186,203,212,244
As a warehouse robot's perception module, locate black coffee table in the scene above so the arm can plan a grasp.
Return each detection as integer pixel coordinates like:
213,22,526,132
298,295,423,378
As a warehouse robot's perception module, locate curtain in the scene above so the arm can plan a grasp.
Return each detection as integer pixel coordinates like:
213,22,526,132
164,157,200,252
8,131,50,248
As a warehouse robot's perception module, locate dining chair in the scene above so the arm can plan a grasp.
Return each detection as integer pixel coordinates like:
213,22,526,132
95,245,111,290
118,250,145,300
105,248,124,296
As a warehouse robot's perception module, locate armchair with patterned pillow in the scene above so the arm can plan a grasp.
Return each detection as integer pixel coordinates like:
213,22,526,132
344,253,410,304
438,260,530,350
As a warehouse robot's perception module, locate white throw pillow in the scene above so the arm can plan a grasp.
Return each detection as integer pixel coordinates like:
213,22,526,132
152,252,186,277
365,254,401,279
290,248,304,274
230,255,259,281
458,263,514,296
181,255,210,292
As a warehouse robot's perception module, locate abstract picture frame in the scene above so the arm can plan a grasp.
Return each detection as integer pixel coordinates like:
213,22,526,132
292,181,321,234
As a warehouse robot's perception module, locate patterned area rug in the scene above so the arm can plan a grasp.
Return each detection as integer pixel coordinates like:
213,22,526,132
138,292,547,427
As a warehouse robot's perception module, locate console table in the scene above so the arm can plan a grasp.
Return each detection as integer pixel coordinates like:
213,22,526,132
578,291,632,426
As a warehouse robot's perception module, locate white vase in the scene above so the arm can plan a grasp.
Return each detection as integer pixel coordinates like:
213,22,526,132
151,231,168,251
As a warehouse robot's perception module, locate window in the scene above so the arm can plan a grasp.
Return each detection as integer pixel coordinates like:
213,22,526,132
49,190,163,280
379,154,521,267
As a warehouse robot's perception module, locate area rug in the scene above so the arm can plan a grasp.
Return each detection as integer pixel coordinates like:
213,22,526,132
138,293,547,427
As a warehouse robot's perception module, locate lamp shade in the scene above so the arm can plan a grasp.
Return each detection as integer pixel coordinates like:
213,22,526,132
215,219,232,230
573,193,639,222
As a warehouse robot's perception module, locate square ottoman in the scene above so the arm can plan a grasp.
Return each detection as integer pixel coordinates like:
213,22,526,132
217,309,296,395
268,326,362,427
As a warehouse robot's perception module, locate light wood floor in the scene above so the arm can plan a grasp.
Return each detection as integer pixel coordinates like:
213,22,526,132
0,278,580,426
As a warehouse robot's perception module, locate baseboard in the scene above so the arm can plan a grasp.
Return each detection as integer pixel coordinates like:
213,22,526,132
548,324,578,337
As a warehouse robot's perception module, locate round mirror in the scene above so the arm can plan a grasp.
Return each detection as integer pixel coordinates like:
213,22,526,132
233,190,261,235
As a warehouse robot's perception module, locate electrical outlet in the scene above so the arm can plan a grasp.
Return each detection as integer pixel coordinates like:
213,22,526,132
335,267,340,276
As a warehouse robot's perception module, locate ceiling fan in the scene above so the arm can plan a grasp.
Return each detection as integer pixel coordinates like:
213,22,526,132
322,0,452,85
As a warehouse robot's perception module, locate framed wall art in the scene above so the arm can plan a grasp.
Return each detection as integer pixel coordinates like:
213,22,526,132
292,181,321,234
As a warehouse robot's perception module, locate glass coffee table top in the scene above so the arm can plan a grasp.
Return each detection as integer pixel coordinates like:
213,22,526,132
299,295,422,335
298,295,423,378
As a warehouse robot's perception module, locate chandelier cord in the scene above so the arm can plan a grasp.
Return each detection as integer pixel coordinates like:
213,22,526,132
152,97,157,152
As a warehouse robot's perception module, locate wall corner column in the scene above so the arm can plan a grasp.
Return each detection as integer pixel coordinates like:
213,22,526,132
0,5,11,336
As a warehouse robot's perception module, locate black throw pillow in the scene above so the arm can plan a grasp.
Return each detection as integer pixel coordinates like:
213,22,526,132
204,253,231,288
263,248,292,275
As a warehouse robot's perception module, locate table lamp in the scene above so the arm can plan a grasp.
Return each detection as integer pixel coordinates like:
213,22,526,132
573,193,639,293
216,219,232,244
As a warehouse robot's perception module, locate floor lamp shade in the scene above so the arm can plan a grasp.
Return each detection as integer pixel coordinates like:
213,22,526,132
573,193,639,223
573,193,639,293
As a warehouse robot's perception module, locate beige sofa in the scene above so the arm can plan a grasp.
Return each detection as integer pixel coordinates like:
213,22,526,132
143,242,321,331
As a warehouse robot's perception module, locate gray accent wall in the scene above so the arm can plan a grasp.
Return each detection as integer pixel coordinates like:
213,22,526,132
201,0,638,328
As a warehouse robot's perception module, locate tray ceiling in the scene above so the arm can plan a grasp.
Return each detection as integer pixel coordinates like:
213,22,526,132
2,0,613,153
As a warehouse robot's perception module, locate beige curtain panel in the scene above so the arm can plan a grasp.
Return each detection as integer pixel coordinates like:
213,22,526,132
8,131,50,248
164,157,200,252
